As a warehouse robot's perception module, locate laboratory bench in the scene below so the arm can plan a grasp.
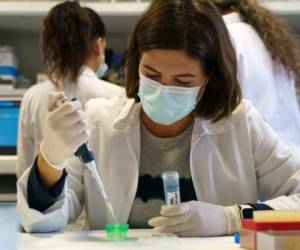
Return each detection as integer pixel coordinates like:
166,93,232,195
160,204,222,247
18,229,245,250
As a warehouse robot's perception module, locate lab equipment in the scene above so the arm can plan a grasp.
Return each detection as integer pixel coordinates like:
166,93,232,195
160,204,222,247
74,143,118,223
0,46,18,86
162,171,181,205
0,100,20,155
55,96,118,224
105,224,129,241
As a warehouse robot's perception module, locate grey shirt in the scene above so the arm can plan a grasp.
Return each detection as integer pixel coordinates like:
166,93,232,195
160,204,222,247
128,122,195,228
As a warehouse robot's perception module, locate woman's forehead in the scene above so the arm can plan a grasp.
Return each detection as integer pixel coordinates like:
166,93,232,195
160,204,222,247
140,49,203,74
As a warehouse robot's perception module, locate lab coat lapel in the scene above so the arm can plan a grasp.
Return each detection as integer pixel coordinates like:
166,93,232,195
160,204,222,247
190,117,234,202
112,100,141,223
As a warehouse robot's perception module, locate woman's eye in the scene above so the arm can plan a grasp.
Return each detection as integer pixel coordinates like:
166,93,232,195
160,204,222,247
146,74,160,81
175,81,192,86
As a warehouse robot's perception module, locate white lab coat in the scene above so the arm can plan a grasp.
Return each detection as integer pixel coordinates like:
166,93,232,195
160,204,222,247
17,66,124,178
223,12,300,150
17,94,300,233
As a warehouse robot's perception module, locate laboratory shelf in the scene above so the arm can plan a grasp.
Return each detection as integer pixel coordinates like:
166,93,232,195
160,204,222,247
0,1,299,15
0,1,149,16
0,1,149,33
0,1,299,32
261,1,300,15
0,88,26,98
0,194,16,202
0,156,17,175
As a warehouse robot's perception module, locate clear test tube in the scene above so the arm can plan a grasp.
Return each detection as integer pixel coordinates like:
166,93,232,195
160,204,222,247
162,171,181,205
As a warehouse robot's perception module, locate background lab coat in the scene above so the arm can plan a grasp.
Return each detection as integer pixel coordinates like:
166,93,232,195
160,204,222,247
223,12,300,149
17,66,124,178
17,95,300,233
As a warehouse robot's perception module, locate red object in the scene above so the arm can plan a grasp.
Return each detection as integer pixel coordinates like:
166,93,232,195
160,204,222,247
240,219,300,250
242,219,300,231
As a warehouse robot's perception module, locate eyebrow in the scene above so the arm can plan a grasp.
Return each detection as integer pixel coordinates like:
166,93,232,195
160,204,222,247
143,64,195,78
143,65,160,73
174,74,195,78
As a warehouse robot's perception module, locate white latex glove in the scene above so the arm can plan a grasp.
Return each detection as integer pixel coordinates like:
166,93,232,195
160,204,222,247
148,201,241,237
40,92,90,170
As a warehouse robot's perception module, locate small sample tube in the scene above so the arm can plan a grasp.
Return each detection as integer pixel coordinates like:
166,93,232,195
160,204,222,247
162,171,181,205
105,224,129,241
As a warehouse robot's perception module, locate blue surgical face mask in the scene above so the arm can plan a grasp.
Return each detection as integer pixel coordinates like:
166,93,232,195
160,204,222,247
138,74,205,126
96,54,108,79
96,62,108,79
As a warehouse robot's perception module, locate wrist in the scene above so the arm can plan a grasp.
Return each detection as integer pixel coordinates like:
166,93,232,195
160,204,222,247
37,152,64,189
40,143,65,171
221,205,241,235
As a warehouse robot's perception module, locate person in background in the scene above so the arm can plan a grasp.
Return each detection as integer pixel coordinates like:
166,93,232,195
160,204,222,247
212,0,300,150
17,1,123,178
17,0,300,237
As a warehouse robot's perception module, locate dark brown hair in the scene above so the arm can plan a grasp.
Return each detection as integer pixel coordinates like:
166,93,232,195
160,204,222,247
125,0,242,122
212,0,300,83
43,1,106,85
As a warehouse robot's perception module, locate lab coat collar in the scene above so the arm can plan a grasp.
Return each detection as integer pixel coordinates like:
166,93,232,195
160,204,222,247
56,66,96,89
113,98,234,136
193,117,234,137
80,66,97,78
80,65,113,87
113,96,141,130
223,12,242,25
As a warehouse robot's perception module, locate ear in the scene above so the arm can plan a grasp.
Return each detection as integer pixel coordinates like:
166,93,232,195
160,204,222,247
94,37,105,56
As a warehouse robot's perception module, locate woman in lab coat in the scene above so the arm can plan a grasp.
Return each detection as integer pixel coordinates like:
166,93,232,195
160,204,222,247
17,1,123,178
212,0,300,150
17,0,300,236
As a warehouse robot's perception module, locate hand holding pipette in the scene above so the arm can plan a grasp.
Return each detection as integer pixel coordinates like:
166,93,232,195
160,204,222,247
40,92,118,223
40,92,90,170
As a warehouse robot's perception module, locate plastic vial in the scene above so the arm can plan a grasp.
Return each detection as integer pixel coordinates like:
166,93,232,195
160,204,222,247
105,224,129,241
162,171,181,205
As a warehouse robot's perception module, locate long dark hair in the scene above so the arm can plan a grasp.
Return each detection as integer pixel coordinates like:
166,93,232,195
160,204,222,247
43,1,106,85
125,0,242,122
213,0,300,83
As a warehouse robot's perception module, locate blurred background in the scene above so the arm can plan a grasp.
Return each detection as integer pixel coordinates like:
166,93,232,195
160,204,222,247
0,0,300,203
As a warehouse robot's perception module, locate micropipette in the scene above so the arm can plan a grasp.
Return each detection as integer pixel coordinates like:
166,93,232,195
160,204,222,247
54,96,118,224
74,143,118,224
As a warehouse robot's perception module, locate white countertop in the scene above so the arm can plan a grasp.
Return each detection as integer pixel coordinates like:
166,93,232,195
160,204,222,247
18,229,245,250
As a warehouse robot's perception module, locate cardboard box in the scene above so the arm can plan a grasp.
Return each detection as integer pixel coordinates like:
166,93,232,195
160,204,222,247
257,231,300,250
